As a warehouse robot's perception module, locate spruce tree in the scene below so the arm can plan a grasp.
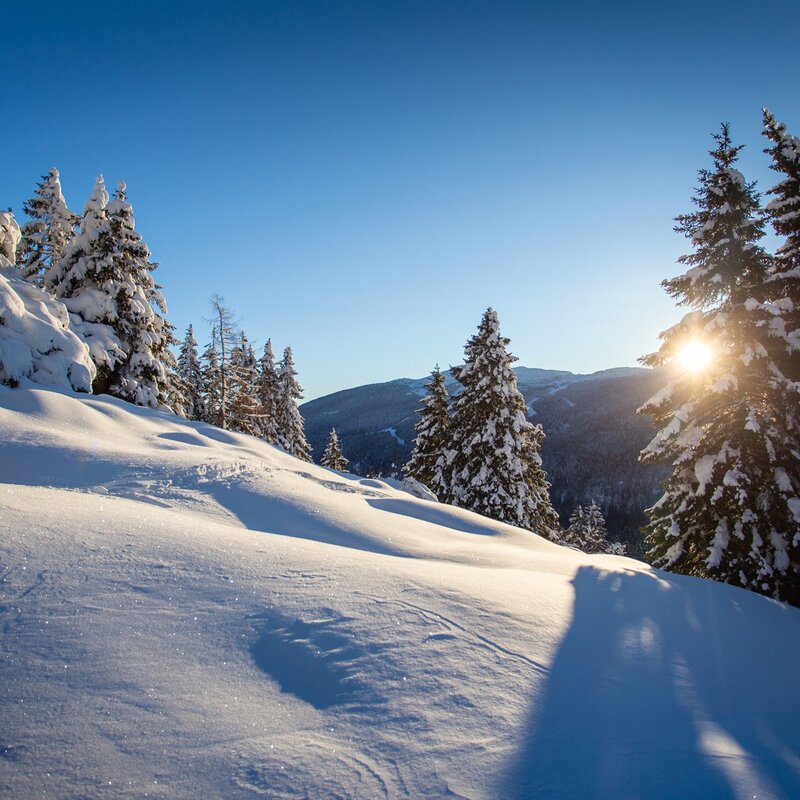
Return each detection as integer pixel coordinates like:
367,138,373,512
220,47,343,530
584,499,610,554
178,324,206,421
763,109,800,284
404,365,452,499
45,178,179,408
640,124,800,604
564,505,587,549
321,428,349,471
17,168,78,285
274,346,312,461
257,339,279,442
45,175,127,383
102,181,179,408
228,332,262,435
201,332,222,426
762,109,800,372
445,308,558,536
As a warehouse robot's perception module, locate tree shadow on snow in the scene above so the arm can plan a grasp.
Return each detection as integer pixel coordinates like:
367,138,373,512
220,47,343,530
501,566,800,800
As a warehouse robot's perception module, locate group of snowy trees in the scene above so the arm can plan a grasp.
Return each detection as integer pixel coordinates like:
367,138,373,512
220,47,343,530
2,170,315,461
640,109,800,604
405,309,625,552
1,169,181,408
175,299,312,460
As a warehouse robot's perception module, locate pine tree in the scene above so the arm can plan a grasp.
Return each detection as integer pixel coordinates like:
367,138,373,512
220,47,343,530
45,175,127,383
762,109,800,370
640,124,800,604
256,339,279,442
16,168,78,285
201,332,222,426
321,428,349,471
177,324,206,421
274,346,312,461
763,110,800,285
45,178,179,408
228,332,262,435
404,365,452,499
584,499,611,554
445,308,558,535
564,505,587,549
101,181,179,407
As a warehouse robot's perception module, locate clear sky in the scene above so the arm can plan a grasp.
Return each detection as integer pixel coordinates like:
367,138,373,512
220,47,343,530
4,1,799,399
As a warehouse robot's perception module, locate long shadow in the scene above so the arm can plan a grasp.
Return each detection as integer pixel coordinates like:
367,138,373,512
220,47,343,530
502,566,800,799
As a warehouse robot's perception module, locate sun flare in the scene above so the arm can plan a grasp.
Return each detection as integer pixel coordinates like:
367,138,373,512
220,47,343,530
676,340,714,373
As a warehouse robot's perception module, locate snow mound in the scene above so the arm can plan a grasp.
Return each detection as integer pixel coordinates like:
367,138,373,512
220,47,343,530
0,264,95,391
1,388,799,799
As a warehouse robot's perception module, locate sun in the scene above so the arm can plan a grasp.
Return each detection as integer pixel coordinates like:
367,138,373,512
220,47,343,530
676,339,714,373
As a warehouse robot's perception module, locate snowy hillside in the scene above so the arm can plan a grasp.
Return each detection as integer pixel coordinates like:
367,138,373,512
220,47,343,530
1,387,799,799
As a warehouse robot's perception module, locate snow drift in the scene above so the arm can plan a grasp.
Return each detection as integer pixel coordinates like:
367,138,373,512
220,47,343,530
1,387,799,799
0,263,95,392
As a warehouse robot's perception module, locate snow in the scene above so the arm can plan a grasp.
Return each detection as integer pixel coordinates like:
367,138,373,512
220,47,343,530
0,265,96,391
1,387,799,799
380,425,406,445
0,210,21,262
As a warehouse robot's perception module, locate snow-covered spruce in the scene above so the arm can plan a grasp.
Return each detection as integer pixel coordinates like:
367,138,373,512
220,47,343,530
201,329,223,426
321,428,349,471
46,178,181,410
256,339,279,443
640,124,800,604
563,500,621,555
15,168,78,285
763,109,800,285
43,176,125,379
275,346,311,461
0,211,95,391
177,324,206,421
405,365,452,501
445,308,559,536
762,109,800,380
228,332,262,436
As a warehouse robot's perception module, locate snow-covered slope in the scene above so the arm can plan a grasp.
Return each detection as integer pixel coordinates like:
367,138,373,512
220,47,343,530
1,387,798,799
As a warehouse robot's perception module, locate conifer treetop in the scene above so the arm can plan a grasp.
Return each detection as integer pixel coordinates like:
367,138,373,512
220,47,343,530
665,124,768,310
763,108,800,275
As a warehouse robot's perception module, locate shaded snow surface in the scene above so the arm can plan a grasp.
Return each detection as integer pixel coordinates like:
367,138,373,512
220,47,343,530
1,387,799,799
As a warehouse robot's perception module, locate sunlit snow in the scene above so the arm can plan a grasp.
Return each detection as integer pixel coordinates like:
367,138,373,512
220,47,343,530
1,387,799,799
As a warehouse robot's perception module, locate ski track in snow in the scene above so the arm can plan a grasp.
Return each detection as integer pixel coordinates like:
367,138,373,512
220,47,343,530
1,387,799,799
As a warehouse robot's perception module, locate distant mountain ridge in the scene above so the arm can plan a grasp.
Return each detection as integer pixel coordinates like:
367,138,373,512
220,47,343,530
301,366,667,553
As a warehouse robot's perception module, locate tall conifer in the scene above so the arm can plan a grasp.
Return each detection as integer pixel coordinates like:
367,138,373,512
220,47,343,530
178,324,206,421
405,366,452,499
445,308,558,535
17,168,77,285
640,124,800,603
274,346,311,461
257,339,279,442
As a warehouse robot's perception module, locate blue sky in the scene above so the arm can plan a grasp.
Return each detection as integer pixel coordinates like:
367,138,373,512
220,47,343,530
4,1,799,399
